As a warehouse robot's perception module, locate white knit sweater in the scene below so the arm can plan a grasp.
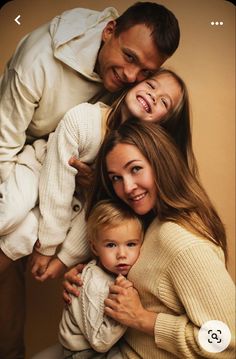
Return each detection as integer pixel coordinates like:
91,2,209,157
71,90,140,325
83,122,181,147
38,102,109,266
59,260,126,352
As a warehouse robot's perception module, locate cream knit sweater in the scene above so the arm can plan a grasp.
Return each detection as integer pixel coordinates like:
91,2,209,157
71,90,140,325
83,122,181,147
59,260,126,352
38,102,109,266
120,219,235,358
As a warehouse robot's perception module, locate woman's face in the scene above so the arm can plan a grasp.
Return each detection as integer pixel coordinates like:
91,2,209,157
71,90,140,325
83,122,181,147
106,143,157,215
122,73,182,122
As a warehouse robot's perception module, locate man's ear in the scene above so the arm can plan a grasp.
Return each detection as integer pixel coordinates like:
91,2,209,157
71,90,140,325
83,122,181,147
102,20,116,42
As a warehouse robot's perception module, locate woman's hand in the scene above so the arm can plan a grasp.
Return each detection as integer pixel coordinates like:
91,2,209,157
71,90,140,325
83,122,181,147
62,263,85,304
104,276,157,336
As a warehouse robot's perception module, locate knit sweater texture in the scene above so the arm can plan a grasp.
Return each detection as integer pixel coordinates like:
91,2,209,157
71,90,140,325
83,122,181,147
59,260,126,352
119,219,235,358
38,102,109,266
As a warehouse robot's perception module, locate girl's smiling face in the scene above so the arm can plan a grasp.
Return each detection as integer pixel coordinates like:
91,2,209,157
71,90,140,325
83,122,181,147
122,73,182,122
106,143,157,215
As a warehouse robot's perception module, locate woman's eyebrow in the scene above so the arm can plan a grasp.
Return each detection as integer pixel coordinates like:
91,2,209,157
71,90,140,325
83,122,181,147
107,159,142,174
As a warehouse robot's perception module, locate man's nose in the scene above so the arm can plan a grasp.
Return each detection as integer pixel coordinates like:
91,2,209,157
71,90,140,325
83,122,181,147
123,65,139,83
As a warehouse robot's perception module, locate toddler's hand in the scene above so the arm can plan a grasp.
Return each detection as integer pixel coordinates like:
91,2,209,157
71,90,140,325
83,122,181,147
115,274,134,289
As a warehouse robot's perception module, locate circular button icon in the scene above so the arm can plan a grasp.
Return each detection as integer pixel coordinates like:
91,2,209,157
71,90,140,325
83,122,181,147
198,320,231,353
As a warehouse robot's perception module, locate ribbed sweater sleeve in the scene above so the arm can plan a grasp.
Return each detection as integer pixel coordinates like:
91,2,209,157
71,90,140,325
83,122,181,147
57,206,91,267
38,103,103,256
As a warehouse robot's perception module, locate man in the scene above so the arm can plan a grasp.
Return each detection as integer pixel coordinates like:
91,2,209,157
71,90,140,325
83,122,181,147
0,2,179,358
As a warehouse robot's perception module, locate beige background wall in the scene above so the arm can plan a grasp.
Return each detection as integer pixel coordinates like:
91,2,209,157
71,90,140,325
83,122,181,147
0,0,235,357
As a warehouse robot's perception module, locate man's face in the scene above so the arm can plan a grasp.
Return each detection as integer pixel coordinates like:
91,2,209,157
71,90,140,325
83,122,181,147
97,22,167,92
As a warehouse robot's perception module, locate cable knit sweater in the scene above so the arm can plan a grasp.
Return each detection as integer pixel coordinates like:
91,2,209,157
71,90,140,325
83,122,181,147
38,102,109,266
59,260,126,352
120,219,235,358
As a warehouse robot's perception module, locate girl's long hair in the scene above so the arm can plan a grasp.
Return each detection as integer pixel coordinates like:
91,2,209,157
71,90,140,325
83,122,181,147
106,68,198,177
86,120,227,262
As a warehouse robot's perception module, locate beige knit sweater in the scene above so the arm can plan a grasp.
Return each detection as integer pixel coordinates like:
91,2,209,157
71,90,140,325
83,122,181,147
119,219,235,358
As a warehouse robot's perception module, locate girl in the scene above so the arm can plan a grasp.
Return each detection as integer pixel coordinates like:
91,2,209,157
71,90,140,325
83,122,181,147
81,119,235,358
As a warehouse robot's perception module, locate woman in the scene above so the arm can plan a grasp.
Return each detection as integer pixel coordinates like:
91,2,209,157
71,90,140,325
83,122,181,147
76,119,234,358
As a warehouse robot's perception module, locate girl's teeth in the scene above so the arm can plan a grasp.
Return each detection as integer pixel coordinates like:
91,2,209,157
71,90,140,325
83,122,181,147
137,97,150,113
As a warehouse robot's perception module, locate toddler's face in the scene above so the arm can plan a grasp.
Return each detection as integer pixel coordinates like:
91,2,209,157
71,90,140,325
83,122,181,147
91,219,142,276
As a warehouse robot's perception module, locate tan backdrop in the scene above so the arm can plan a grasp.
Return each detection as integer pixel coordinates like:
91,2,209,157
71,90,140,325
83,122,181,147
0,0,235,357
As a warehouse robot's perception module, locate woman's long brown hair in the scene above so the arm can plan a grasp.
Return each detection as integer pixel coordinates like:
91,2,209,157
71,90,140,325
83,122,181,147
86,120,227,262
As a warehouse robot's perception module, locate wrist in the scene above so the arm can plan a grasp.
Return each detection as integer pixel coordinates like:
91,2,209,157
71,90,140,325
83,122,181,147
136,309,157,336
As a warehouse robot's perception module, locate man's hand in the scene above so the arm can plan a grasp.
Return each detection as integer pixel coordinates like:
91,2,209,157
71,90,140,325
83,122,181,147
62,263,85,304
69,157,93,190
30,249,52,281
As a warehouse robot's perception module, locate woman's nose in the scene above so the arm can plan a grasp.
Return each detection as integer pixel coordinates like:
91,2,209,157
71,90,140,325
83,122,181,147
123,177,137,194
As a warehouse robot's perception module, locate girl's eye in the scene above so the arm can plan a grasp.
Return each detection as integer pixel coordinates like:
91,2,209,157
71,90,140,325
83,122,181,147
146,81,155,89
161,98,169,109
132,166,142,174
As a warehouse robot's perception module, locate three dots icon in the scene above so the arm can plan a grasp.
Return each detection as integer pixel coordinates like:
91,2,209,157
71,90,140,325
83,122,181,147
211,21,223,26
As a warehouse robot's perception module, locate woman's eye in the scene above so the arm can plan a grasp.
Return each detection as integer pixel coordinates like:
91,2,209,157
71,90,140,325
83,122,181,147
132,166,142,174
110,175,121,182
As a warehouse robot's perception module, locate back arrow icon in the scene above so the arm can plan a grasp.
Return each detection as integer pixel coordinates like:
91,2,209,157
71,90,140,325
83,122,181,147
15,15,21,25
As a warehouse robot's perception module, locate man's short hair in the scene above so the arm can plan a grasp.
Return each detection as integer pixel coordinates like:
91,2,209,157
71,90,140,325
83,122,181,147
115,2,180,57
